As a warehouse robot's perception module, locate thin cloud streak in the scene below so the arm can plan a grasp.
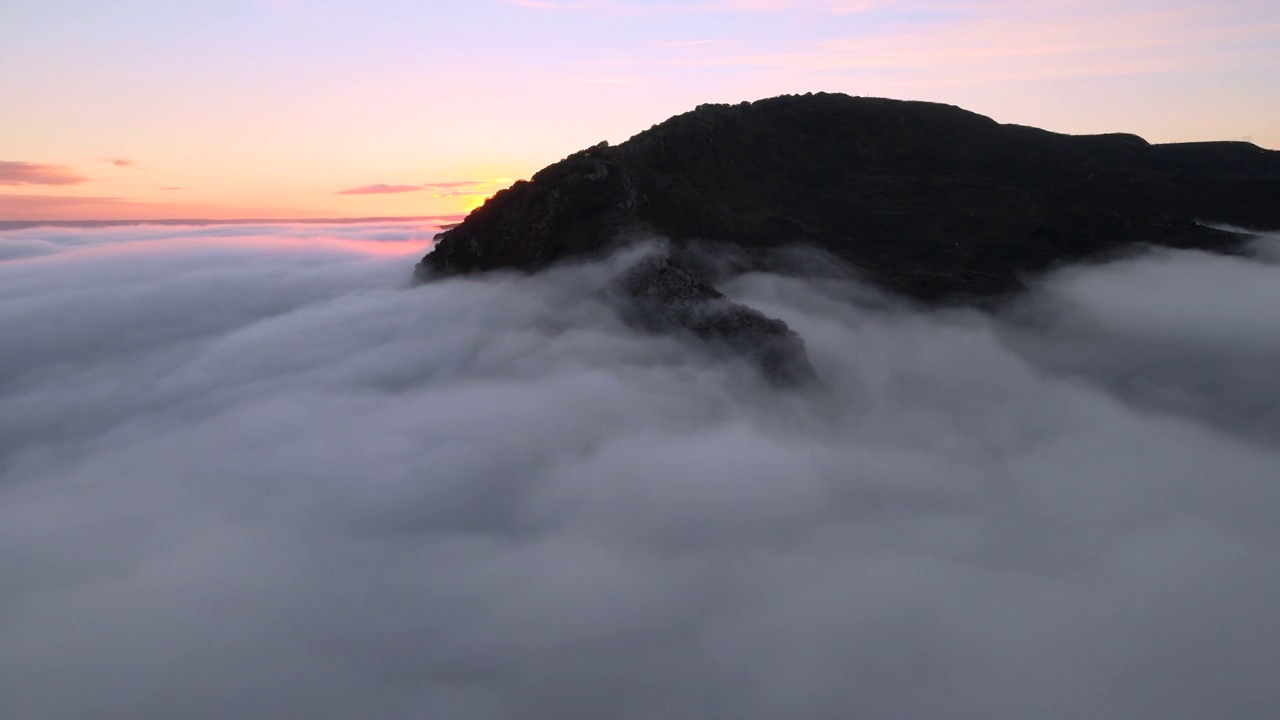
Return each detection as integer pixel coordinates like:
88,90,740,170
340,180,516,198
338,184,425,195
422,179,515,198
0,162,88,186
420,180,494,190
617,2,1280,87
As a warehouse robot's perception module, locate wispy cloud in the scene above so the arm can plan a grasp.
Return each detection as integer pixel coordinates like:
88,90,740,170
338,184,425,195
510,0,1278,96
419,180,492,190
338,180,515,198
624,1,1280,86
422,179,514,198
105,158,136,168
0,161,87,186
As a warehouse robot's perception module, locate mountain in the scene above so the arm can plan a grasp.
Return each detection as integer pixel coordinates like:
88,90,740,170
419,93,1279,296
414,93,1280,380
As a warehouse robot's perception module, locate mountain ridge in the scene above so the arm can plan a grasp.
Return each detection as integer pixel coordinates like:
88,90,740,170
413,93,1280,382
417,92,1279,300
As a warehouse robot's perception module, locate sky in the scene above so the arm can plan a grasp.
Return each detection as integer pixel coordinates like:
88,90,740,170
2,0,1278,220
3,222,1280,717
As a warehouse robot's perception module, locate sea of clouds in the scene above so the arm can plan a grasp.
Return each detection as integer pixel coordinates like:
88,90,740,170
2,220,1279,719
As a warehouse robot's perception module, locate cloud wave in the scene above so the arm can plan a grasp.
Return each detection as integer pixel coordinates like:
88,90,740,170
2,222,1279,719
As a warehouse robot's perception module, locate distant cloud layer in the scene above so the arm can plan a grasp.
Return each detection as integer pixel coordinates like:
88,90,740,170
0,195,124,217
338,183,425,195
0,161,87,186
0,194,338,222
2,223,1279,718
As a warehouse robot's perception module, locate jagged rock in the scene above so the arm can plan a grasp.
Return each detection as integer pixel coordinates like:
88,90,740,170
417,92,1280,301
612,255,816,386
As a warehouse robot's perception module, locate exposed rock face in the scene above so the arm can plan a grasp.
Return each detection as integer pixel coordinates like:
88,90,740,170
612,255,816,385
418,93,1280,300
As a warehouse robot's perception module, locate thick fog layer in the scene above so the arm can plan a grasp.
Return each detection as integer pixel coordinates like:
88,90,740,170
2,222,1279,720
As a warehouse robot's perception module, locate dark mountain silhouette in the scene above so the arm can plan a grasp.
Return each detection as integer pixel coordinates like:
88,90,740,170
415,93,1280,381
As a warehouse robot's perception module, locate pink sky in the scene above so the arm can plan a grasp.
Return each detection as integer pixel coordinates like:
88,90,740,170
2,0,1277,220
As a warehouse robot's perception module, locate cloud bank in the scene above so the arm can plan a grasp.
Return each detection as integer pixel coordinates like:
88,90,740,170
2,222,1279,719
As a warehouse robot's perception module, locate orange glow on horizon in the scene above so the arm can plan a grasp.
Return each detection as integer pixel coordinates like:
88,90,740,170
3,0,1275,222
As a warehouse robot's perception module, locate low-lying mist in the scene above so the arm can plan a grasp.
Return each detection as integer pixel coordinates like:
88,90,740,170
2,222,1279,720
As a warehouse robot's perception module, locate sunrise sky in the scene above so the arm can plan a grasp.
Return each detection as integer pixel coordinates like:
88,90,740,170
3,0,1278,221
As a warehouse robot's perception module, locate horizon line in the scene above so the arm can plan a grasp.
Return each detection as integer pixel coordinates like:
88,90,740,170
0,215,466,232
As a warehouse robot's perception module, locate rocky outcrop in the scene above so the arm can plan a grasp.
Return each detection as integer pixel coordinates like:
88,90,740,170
417,93,1280,300
612,255,816,385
